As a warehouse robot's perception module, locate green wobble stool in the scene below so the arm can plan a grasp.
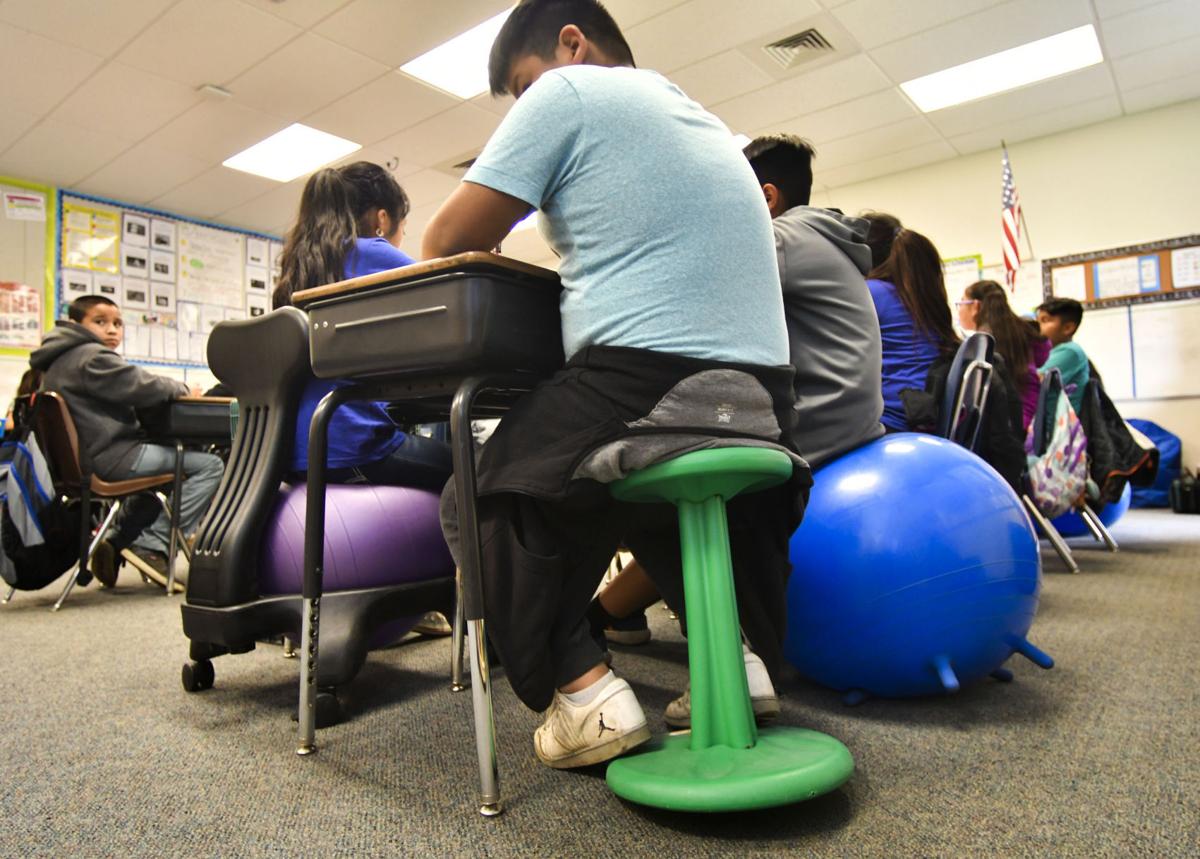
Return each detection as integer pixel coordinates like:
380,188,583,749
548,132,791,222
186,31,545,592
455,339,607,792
606,447,853,812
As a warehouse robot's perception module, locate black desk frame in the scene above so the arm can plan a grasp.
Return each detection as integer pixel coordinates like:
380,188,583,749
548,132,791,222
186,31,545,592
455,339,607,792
299,371,537,817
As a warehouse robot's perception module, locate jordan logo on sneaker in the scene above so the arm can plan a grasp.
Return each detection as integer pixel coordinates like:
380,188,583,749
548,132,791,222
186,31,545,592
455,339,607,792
597,713,616,737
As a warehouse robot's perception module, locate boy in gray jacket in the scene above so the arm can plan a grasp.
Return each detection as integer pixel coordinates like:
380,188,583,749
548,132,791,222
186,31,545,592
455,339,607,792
29,296,223,585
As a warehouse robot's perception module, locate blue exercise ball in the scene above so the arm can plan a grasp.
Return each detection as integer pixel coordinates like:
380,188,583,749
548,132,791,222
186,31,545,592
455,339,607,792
1049,482,1132,538
785,433,1052,701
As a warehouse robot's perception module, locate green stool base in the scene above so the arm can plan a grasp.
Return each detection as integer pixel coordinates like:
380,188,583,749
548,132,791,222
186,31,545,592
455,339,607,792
606,727,854,813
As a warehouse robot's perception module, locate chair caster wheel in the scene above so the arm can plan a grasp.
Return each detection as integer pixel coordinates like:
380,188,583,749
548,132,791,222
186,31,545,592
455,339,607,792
182,659,215,692
315,689,343,728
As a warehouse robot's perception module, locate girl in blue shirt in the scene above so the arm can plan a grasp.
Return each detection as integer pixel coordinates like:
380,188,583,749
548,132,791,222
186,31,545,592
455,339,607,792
273,161,452,491
862,212,960,431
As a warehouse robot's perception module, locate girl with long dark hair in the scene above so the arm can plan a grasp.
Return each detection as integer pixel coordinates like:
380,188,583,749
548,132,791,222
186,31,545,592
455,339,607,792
862,212,960,431
957,279,1051,432
274,161,453,492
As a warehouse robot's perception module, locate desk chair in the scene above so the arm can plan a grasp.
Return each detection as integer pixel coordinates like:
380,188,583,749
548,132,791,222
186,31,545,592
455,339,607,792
32,392,176,610
180,307,455,718
938,332,995,449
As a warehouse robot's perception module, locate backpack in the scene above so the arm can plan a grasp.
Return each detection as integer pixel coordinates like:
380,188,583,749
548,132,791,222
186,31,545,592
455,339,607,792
0,397,82,590
1170,469,1199,515
1025,370,1089,519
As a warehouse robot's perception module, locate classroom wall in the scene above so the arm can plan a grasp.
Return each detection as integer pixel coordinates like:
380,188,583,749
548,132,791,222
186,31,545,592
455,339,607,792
812,97,1200,467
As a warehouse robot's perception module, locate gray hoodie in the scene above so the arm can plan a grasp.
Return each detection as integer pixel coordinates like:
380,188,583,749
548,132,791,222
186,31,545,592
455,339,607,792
30,321,189,478
773,206,885,466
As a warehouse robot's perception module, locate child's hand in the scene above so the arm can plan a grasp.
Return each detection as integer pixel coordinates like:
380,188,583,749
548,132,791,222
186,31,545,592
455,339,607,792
189,384,203,397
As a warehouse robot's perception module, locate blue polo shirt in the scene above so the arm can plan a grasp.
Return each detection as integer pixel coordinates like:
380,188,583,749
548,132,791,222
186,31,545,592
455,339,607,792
291,238,415,471
867,278,941,431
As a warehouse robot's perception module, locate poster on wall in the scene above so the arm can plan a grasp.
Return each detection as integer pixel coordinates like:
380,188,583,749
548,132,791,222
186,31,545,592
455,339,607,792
245,265,268,294
246,237,268,268
178,221,245,309
150,219,176,252
62,269,93,301
62,201,119,273
3,190,46,222
0,281,43,348
122,278,150,311
122,246,149,277
150,282,176,313
123,213,149,247
94,272,120,299
246,292,268,318
150,250,175,282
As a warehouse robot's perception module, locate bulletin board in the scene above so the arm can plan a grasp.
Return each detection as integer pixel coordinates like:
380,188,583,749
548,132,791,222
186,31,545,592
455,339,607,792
57,191,282,368
0,176,56,356
1041,234,1200,309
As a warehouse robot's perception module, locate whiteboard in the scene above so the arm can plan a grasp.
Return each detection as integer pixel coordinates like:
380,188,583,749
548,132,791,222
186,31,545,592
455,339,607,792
1130,299,1200,399
1075,306,1134,401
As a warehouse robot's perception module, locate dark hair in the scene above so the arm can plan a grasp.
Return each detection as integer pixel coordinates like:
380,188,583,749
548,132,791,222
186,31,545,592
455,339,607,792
744,134,815,209
861,211,902,270
68,295,118,323
966,280,1038,397
16,368,42,398
866,216,959,355
488,0,635,96
274,161,410,309
1037,297,1084,328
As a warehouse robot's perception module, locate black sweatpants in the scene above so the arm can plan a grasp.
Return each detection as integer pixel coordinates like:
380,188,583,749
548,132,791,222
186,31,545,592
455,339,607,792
441,477,796,712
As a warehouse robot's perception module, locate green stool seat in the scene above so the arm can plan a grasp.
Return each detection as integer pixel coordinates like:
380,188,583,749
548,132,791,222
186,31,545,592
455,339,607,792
605,447,853,812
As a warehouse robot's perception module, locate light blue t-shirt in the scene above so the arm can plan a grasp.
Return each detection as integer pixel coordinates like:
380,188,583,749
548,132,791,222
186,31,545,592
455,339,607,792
1040,340,1090,415
464,65,787,366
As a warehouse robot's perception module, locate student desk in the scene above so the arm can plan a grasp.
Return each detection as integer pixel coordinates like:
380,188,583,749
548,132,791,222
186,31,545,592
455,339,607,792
292,252,562,816
141,396,234,593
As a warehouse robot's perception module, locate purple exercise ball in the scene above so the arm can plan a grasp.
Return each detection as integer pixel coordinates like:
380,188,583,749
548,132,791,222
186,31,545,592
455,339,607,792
259,482,454,596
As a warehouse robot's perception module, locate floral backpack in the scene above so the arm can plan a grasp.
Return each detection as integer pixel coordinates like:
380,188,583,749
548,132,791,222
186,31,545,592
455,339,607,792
1026,369,1088,519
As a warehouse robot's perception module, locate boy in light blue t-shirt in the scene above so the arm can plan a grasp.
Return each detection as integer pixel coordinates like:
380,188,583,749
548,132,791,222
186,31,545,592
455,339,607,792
1037,297,1090,414
423,0,805,771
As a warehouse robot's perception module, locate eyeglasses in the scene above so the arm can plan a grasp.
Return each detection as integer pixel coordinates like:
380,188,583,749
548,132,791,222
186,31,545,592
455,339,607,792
954,299,979,306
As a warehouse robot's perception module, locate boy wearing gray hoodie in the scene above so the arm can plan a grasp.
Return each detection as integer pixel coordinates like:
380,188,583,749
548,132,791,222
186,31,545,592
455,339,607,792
29,296,223,583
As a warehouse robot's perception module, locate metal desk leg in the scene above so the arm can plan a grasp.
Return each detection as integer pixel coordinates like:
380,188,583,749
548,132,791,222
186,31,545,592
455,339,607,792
1078,504,1119,552
165,441,184,596
297,386,350,756
1023,494,1079,574
451,567,466,692
451,376,502,817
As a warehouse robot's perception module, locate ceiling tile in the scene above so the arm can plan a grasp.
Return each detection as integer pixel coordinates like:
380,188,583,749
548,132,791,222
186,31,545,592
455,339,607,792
151,166,279,220
766,88,920,145
303,71,458,147
1100,0,1200,58
240,0,354,29
1112,33,1200,91
602,0,690,30
228,33,389,123
817,139,958,189
215,179,309,235
670,51,777,108
117,0,300,88
869,0,1093,83
1093,0,1170,18
815,115,942,170
710,53,891,137
830,0,1003,50
316,0,511,67
0,0,174,53
947,94,1122,154
0,108,37,154
626,0,824,73
0,22,105,116
145,101,289,165
924,64,1116,139
73,143,210,206
471,91,515,119
377,103,503,168
334,145,423,179
0,119,134,187
1120,74,1200,114
398,168,461,209
49,63,203,143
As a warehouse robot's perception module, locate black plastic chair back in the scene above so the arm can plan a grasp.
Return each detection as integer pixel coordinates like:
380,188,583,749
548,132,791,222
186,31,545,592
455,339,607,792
937,332,995,450
1029,368,1064,458
188,307,313,606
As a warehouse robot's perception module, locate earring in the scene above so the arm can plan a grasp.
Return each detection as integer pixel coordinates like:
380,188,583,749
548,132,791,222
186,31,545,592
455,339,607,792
376,228,384,237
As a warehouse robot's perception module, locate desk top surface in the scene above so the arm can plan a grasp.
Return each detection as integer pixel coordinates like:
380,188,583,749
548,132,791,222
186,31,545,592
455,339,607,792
173,396,234,405
293,251,560,308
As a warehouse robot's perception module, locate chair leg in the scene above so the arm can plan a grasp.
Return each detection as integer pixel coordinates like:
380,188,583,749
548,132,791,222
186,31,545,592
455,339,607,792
450,568,466,692
54,494,122,611
2,585,14,604
1078,505,1119,553
1023,494,1079,574
165,441,185,595
467,618,501,817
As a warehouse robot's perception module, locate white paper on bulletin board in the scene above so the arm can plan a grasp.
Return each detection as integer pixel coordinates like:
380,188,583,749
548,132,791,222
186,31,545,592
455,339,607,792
1051,264,1087,301
1072,306,1134,401
1129,299,1200,399
981,260,1042,316
942,255,982,301
177,221,245,309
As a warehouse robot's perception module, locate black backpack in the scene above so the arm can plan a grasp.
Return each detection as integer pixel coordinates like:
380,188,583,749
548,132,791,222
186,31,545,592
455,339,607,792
0,397,82,591
1170,469,1199,515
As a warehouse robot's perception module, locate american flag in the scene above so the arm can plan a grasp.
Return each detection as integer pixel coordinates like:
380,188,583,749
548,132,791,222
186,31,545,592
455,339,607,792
1001,144,1022,290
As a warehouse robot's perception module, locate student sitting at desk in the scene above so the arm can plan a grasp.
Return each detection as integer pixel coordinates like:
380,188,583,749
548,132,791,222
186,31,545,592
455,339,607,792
274,161,455,635
29,296,224,585
1036,297,1090,415
425,0,807,769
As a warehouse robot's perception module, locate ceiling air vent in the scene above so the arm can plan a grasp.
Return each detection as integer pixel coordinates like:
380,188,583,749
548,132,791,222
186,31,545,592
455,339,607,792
762,28,835,70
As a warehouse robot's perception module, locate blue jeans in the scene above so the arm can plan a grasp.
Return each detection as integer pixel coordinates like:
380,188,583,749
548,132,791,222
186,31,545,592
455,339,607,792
118,444,225,555
314,434,453,492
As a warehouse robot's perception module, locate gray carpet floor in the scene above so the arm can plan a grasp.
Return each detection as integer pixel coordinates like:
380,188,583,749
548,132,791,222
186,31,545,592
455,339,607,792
0,509,1196,857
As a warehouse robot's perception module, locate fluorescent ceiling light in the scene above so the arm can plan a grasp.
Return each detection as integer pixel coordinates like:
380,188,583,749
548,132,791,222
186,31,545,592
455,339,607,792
222,123,361,182
400,8,513,99
900,25,1103,113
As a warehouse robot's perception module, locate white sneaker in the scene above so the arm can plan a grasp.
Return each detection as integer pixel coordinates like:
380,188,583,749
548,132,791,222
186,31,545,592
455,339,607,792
663,648,780,729
534,677,651,769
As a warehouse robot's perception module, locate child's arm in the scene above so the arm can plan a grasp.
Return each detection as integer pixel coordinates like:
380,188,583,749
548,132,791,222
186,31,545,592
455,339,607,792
80,350,190,408
423,182,531,259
